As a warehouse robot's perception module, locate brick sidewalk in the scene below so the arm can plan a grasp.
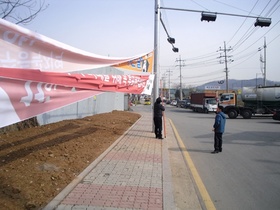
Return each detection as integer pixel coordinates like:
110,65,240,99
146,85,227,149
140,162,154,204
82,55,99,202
44,107,175,210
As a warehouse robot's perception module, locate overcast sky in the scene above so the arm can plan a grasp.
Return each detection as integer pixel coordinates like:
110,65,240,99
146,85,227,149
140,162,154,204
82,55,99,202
18,0,280,87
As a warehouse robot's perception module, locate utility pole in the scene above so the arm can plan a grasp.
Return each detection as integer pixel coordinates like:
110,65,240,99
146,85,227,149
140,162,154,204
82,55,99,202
263,37,267,86
160,73,167,98
259,37,267,86
153,0,160,103
218,41,233,92
166,69,172,100
176,55,185,100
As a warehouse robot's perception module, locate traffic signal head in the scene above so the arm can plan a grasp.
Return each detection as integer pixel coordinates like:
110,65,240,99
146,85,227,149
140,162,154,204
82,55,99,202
167,37,175,44
254,18,271,27
201,12,217,22
172,47,179,53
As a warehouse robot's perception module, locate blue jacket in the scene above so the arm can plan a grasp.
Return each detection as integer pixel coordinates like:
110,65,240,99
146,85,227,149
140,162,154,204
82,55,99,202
213,111,226,133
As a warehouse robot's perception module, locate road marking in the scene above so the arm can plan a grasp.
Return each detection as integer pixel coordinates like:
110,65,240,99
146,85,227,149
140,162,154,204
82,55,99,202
169,119,216,210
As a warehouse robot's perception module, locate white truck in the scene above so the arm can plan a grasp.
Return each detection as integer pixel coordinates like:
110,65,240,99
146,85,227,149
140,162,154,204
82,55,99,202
190,92,217,113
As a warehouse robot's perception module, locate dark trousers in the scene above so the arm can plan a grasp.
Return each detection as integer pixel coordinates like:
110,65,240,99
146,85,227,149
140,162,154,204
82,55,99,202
214,132,223,152
154,117,162,138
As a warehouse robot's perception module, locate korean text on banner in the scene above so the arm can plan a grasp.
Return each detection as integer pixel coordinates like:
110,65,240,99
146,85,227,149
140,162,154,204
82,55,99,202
0,19,153,73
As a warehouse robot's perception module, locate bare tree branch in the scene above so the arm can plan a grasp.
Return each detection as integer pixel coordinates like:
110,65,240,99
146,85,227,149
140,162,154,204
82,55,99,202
0,0,49,25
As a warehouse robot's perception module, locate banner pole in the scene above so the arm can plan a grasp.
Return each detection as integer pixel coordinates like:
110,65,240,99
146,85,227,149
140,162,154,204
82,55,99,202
161,96,166,138
163,110,166,138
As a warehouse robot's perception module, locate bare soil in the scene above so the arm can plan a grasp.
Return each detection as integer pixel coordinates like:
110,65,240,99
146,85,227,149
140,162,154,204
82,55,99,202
0,110,140,210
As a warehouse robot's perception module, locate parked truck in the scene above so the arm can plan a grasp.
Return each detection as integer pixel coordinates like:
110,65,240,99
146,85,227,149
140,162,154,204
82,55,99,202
219,86,280,119
190,92,218,113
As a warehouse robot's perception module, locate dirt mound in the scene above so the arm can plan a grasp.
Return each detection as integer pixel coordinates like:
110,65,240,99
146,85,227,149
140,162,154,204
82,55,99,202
0,110,140,210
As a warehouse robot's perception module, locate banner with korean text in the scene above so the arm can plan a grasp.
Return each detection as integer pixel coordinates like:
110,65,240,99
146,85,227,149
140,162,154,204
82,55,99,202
0,19,154,128
113,52,153,73
0,67,154,128
0,19,153,73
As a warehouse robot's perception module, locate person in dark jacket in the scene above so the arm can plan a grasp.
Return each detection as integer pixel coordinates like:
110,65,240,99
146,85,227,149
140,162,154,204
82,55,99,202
212,105,226,153
154,97,165,139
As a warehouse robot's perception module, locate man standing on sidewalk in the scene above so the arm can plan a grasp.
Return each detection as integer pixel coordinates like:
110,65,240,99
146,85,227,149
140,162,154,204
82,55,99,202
212,105,226,153
153,97,165,139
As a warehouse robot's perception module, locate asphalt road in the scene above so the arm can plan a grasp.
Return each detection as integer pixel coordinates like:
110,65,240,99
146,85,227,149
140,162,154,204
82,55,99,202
166,105,280,210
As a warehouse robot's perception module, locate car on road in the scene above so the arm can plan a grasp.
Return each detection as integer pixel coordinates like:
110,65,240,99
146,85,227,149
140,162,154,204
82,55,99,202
171,100,177,106
272,110,280,121
144,98,151,105
182,99,191,108
176,100,185,108
176,99,191,108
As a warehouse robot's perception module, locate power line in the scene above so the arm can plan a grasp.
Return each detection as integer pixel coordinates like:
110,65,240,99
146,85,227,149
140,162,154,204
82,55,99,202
158,0,278,89
212,0,260,16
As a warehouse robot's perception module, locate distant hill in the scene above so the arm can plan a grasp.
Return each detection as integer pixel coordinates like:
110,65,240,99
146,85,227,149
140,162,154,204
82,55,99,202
195,78,280,90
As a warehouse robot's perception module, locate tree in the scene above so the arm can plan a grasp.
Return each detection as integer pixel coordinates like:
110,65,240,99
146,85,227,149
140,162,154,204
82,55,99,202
174,89,185,100
0,0,49,132
0,0,49,25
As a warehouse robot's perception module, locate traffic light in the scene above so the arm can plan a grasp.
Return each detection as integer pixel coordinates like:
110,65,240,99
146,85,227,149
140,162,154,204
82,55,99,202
167,37,175,44
254,18,271,27
172,47,179,53
201,12,217,22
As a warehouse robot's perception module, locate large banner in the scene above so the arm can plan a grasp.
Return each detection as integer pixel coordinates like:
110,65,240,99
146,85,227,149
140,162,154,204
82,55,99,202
0,19,153,73
0,77,103,128
0,67,154,94
0,66,154,128
0,19,155,128
113,52,153,73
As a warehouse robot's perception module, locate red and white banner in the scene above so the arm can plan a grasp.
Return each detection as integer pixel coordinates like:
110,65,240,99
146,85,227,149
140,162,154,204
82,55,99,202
0,77,102,128
0,67,154,128
0,19,154,73
0,67,154,94
0,19,155,128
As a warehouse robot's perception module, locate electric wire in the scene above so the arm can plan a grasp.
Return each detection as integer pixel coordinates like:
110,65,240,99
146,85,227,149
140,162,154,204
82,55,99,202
190,0,210,11
233,19,280,55
266,1,280,16
260,0,271,16
264,0,279,16
212,0,260,16
160,0,280,85
227,0,260,45
230,0,280,53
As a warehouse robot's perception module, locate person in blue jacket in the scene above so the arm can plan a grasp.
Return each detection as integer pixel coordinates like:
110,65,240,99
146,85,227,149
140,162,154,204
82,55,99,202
212,105,226,153
153,97,165,139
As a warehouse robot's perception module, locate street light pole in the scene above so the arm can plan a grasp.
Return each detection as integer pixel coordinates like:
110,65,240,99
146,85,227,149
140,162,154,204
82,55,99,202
151,0,160,132
153,2,271,105
153,0,160,104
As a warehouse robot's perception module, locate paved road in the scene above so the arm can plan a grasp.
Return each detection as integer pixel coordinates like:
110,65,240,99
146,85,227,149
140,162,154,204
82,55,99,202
166,105,280,210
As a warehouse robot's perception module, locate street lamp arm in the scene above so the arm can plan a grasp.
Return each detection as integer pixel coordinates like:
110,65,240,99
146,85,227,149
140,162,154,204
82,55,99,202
159,6,270,19
160,14,171,38
160,13,179,52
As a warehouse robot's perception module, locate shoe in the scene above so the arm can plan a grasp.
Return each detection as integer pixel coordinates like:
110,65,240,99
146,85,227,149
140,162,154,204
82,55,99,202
219,149,222,152
158,137,164,139
211,150,219,154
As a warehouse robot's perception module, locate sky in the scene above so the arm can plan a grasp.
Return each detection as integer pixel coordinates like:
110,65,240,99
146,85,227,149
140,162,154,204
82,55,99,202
10,0,280,88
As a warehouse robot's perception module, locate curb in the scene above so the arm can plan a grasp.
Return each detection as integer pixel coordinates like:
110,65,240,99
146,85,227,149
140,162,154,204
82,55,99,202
43,115,144,210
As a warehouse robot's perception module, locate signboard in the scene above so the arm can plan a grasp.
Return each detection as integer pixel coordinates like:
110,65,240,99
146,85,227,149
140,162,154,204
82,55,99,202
205,85,221,90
